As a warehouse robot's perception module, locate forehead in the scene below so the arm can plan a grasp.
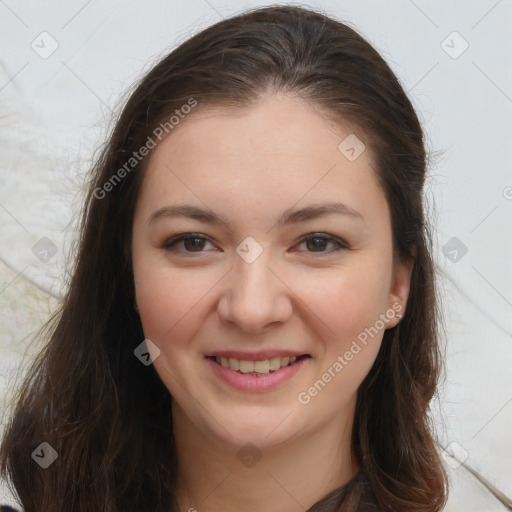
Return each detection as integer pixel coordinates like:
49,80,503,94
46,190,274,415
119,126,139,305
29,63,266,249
137,93,388,229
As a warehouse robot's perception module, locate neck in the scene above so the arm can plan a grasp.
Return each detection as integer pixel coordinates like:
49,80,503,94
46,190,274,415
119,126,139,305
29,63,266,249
171,397,359,512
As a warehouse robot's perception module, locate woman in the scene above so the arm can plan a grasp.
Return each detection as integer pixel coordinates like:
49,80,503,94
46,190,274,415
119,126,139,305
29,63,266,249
0,5,448,511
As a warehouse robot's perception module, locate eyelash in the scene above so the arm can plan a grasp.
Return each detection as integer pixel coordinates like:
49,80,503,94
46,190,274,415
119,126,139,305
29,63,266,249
160,232,348,257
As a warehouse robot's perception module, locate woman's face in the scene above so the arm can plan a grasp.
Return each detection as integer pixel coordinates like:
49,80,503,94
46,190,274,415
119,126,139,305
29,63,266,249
131,92,413,449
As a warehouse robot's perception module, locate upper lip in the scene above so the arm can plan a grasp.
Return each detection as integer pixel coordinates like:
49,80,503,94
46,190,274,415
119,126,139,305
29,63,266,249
204,350,310,361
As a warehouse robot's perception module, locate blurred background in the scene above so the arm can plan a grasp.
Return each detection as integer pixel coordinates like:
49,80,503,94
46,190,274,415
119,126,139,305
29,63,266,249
0,1,511,510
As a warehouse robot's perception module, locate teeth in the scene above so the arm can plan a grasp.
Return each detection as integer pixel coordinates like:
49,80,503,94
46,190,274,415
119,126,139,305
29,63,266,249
254,359,269,373
269,357,281,371
239,360,254,373
215,355,298,374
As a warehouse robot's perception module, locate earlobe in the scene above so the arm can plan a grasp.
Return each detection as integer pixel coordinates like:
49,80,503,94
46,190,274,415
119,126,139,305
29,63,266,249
386,249,416,328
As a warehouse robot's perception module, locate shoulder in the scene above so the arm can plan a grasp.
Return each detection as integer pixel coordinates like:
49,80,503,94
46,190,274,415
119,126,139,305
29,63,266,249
1,506,21,512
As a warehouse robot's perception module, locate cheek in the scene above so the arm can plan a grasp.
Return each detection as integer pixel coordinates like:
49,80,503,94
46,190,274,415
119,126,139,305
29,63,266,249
308,276,387,401
303,262,389,328
134,260,216,347
297,259,390,365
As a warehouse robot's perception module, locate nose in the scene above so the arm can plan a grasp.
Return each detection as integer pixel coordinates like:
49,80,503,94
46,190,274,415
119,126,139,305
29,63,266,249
216,251,293,335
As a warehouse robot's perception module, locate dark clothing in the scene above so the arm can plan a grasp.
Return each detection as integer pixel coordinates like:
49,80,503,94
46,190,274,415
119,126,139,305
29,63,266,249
307,469,382,511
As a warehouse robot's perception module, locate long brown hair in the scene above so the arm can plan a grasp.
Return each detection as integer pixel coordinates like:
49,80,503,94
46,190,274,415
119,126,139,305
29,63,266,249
0,5,448,511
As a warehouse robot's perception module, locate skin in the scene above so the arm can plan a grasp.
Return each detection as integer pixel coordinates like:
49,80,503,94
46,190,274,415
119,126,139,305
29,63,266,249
131,91,414,512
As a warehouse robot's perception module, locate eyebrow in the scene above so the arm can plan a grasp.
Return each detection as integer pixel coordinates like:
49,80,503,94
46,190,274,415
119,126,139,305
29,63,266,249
148,202,365,228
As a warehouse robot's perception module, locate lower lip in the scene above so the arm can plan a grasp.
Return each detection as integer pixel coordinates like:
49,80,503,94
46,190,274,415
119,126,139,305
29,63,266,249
206,356,310,392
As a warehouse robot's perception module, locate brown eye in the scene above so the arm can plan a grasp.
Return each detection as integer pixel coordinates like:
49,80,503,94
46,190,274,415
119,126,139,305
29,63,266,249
161,233,215,254
295,233,348,255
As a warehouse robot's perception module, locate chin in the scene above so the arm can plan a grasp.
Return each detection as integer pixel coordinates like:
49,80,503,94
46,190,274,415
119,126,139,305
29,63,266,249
211,412,300,449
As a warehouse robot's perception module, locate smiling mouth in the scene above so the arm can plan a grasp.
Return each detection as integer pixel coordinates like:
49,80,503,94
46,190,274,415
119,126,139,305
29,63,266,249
207,354,310,375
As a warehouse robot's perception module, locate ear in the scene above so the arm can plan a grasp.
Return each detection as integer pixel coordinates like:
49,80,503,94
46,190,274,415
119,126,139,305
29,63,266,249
385,247,416,329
